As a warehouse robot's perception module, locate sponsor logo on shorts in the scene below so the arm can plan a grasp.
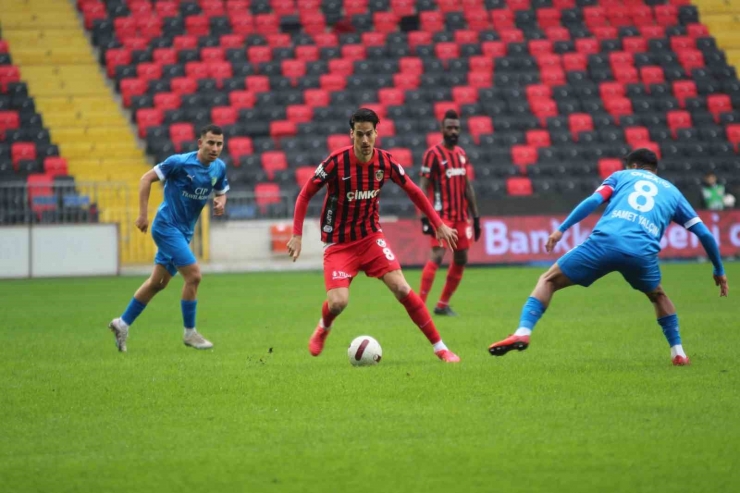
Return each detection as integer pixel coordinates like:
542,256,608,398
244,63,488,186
332,270,352,280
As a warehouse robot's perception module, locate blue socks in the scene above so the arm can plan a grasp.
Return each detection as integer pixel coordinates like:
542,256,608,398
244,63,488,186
121,298,147,326
181,300,197,329
519,296,546,331
658,314,681,347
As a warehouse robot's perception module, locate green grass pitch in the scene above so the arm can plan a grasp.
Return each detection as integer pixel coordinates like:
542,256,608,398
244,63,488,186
1,263,738,493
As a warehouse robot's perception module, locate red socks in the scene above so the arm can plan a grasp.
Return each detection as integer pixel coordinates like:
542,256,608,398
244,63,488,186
321,300,337,329
400,290,441,344
419,261,439,303
438,263,464,308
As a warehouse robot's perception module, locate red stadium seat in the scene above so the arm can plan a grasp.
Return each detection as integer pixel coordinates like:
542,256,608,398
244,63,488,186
677,50,705,71
248,46,272,64
282,60,306,79
170,77,197,95
300,12,326,34
526,84,552,102
408,31,432,51
426,132,443,148
439,0,463,12
625,126,650,146
420,11,445,32
295,45,320,62
261,151,288,179
304,89,330,108
341,44,366,61
640,66,665,85
726,124,740,151
455,30,479,45
672,80,697,108
481,41,507,58
295,166,316,186
667,111,692,138
633,141,661,159
593,26,618,40
378,88,405,106
622,37,647,53
529,40,553,57
511,145,537,168
608,51,633,68
631,6,653,26
508,0,530,11
583,6,607,27
120,78,147,106
526,129,551,148
170,123,195,152
469,55,493,73
201,0,225,17
607,6,631,27
153,48,177,65
598,158,623,179
229,90,255,109
27,174,55,213
105,48,131,77
0,40,7,54
12,142,37,167
467,116,493,145
452,86,478,105
362,32,387,47
433,102,459,121
379,118,395,137
327,134,348,152
313,32,338,47
614,66,639,84
329,58,354,76
173,35,198,51
373,12,398,33
185,62,208,80
568,113,594,139
272,0,296,15
654,5,678,27
575,38,599,55
185,16,210,37
220,34,244,49
605,97,633,122
228,137,254,161
201,47,224,62
136,108,163,138
269,121,296,139
535,54,561,70
399,57,423,75
390,0,415,16
531,99,558,125
266,33,292,48
343,0,368,16
506,177,533,196
255,183,282,212
541,67,565,86
388,148,413,166
536,8,561,29
708,94,732,122
435,43,459,61
209,61,233,85
286,105,313,124
640,25,665,39
562,52,587,71
0,110,20,134
230,14,254,35
211,106,237,126
545,26,571,42
687,24,709,38
671,36,695,52
246,75,270,93
491,9,515,31
44,157,68,177
136,62,162,82
499,29,524,43
320,74,347,91
255,14,279,35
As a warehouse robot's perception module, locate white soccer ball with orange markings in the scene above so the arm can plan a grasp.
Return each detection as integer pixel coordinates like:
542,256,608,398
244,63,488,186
348,336,382,366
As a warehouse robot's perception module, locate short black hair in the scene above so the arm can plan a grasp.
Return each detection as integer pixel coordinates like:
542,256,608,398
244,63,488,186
349,108,380,130
200,124,223,137
625,148,658,170
443,109,460,122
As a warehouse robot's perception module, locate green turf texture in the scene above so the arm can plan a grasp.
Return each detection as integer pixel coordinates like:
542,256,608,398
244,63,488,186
1,263,738,493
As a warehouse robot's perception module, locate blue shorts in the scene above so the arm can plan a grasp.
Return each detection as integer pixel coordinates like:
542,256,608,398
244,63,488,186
151,219,196,276
557,238,661,293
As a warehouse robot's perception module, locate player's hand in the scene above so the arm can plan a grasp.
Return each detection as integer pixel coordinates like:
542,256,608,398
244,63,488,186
473,216,481,241
420,217,434,236
213,195,226,216
287,235,302,262
546,230,563,253
714,274,728,297
436,223,458,250
135,215,148,233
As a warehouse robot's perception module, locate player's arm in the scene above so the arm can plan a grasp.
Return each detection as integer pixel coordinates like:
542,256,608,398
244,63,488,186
287,159,333,262
465,177,481,241
547,184,614,252
135,169,160,233
213,166,229,216
675,197,728,297
418,152,438,236
394,164,458,249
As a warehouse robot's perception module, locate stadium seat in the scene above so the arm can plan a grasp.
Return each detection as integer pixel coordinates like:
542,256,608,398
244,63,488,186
295,166,316,186
254,182,282,213
261,151,288,179
598,158,623,179
43,157,68,177
11,142,36,168
228,137,253,162
506,177,533,196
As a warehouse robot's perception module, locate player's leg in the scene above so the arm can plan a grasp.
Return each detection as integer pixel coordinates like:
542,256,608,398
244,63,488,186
434,247,467,316
177,262,212,349
309,287,350,356
382,269,460,362
108,257,175,352
644,285,688,365
419,246,445,303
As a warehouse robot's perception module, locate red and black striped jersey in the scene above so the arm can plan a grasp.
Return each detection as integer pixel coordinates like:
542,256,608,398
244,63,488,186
311,146,408,244
420,144,471,222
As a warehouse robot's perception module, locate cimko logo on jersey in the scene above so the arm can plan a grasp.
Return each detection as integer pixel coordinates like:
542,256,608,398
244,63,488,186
346,189,380,201
445,168,467,178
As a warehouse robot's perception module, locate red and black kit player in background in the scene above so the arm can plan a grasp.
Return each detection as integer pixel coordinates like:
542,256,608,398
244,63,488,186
418,110,481,316
287,108,462,363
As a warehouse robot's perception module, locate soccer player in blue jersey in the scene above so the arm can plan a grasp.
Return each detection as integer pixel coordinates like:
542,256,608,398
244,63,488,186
108,124,229,352
488,148,729,365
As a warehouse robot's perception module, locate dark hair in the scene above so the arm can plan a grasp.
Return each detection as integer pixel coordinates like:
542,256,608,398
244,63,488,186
443,109,460,121
349,108,380,130
200,124,223,137
625,148,658,170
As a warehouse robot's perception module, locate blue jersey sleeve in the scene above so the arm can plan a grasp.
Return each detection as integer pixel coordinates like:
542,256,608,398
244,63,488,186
154,154,183,181
672,194,701,229
214,163,229,195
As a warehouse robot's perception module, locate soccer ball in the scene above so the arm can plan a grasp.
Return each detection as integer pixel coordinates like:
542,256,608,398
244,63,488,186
348,336,382,366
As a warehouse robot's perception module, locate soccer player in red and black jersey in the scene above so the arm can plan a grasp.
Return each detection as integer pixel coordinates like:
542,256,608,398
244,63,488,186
418,110,481,316
288,108,462,363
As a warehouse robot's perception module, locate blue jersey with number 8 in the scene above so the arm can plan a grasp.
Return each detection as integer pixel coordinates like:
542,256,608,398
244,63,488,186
591,170,701,255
